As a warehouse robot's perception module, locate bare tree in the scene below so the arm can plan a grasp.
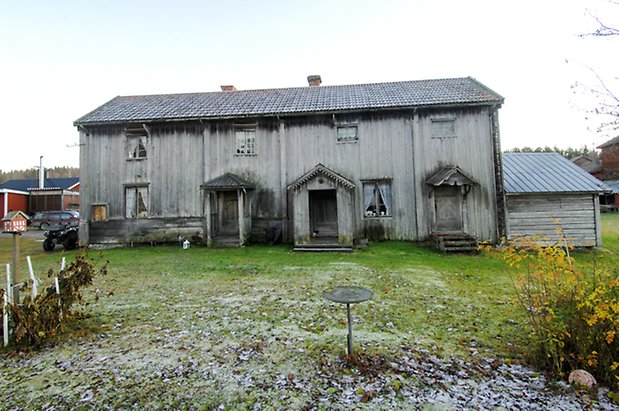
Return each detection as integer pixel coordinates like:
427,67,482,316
573,1,619,135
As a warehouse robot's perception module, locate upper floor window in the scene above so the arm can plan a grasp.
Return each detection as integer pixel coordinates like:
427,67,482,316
337,125,358,143
235,127,256,155
127,128,148,159
431,118,456,138
363,180,392,217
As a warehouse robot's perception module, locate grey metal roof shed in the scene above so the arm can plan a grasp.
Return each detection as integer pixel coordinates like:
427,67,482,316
502,152,610,194
502,152,608,247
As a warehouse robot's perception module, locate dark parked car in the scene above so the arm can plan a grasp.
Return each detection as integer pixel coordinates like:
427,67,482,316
30,210,79,229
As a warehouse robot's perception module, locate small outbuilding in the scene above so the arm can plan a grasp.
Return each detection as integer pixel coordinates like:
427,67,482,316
503,152,610,247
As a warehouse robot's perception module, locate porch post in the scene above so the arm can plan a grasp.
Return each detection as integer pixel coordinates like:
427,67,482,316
205,190,213,248
237,189,245,246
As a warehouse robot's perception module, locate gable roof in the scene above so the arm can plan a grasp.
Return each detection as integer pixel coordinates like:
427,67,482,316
201,173,255,191
74,77,503,126
597,136,619,149
0,178,79,192
426,166,477,187
503,153,610,194
288,163,355,191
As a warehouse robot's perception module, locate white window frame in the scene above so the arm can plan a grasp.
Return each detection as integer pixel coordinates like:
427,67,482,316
336,125,359,143
362,180,392,218
235,127,256,156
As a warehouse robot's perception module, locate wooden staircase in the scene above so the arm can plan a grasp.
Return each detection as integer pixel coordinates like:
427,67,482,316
293,243,353,252
211,235,240,248
432,232,479,253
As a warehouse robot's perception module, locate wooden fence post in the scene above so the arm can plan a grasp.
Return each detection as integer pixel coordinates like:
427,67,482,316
4,264,11,347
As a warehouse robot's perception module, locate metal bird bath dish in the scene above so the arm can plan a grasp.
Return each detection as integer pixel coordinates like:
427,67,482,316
322,286,373,355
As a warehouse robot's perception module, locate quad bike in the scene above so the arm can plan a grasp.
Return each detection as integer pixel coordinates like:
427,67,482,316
43,223,79,252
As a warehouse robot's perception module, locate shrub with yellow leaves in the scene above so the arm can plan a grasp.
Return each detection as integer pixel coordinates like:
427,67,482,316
488,235,618,389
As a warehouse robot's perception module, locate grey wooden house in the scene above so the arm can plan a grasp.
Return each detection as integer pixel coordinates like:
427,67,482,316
503,152,609,247
74,76,505,249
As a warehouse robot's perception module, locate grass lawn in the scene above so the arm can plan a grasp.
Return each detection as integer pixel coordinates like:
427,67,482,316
1,215,618,409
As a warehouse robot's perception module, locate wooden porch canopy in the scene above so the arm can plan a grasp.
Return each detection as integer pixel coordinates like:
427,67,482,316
201,173,255,191
426,166,477,188
288,163,355,191
201,173,255,247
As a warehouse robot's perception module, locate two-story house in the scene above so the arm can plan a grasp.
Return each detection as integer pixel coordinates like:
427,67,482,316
74,76,504,250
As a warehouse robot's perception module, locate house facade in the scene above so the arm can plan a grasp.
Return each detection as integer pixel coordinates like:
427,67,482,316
74,76,504,248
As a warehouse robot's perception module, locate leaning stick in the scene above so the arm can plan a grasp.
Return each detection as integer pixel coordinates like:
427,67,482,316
26,256,37,299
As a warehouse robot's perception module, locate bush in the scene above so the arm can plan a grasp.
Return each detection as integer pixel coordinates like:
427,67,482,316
3,252,108,349
487,235,618,389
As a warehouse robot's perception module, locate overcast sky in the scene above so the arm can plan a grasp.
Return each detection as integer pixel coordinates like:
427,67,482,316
1,0,617,172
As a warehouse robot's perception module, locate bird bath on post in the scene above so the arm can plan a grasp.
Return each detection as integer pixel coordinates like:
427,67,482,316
322,286,373,355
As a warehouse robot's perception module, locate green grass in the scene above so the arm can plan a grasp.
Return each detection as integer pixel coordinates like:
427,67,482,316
1,215,618,408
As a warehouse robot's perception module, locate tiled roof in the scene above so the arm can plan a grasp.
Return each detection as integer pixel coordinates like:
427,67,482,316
201,173,254,190
75,77,503,126
0,178,79,192
503,153,610,194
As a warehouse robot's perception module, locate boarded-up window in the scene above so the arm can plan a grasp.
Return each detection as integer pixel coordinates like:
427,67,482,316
235,128,256,155
363,181,392,217
431,119,456,138
127,129,148,159
92,204,108,221
337,126,358,142
125,186,148,218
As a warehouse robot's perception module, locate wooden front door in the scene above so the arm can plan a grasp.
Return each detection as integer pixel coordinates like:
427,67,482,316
434,186,464,232
221,191,239,234
309,190,338,238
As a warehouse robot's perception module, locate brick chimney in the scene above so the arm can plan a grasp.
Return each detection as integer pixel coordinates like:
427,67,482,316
220,85,237,91
307,75,322,86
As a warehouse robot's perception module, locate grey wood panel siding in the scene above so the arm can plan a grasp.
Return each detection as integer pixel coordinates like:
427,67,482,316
203,122,283,220
148,125,204,218
79,106,499,245
284,113,417,240
506,194,599,246
413,107,498,242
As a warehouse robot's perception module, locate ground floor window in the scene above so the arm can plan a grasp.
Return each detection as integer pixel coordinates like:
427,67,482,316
91,203,108,221
125,186,149,218
363,181,392,217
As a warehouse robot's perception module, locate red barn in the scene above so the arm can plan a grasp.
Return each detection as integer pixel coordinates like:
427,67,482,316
0,178,79,217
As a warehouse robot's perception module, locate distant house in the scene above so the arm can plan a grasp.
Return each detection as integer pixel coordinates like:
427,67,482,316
74,76,505,248
571,154,602,179
0,178,80,217
598,136,619,180
601,179,619,210
503,153,609,247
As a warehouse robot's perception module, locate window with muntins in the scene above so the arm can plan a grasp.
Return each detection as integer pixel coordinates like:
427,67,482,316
125,186,149,218
431,119,456,138
236,128,256,155
363,181,392,217
337,125,358,142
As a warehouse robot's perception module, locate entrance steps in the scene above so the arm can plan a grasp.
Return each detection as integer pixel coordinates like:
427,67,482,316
432,232,479,253
293,243,353,252
211,236,240,248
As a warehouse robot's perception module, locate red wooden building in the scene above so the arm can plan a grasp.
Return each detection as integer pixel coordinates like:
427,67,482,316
0,178,79,217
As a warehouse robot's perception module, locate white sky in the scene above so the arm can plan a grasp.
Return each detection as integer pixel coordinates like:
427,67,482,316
1,0,617,171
